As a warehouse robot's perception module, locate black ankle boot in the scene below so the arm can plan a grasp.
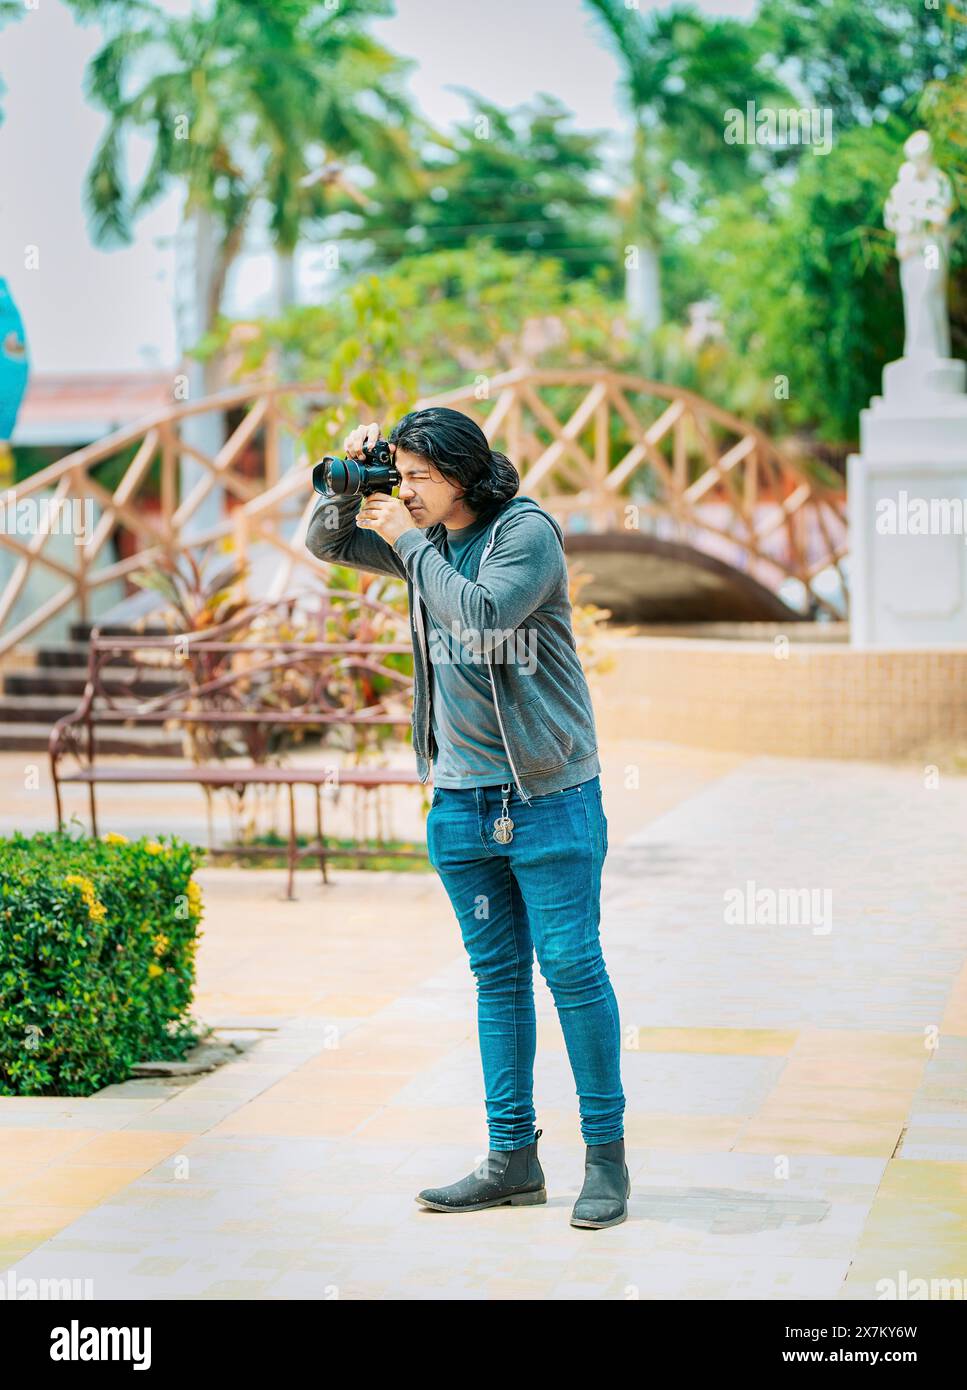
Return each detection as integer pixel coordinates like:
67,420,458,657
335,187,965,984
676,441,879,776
416,1129,546,1212
570,1138,630,1229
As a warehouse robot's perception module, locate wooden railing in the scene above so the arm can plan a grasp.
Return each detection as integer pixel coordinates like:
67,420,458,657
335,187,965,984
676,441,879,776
0,368,848,655
430,368,848,616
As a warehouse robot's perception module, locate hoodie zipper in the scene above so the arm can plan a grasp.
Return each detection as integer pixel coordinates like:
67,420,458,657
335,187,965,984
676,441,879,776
411,585,432,782
486,650,530,803
479,513,531,802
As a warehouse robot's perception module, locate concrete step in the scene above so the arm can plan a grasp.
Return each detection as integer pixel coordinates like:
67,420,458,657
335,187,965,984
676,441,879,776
69,618,170,644
0,694,87,723
0,722,184,755
33,641,100,669
3,666,186,699
0,693,197,725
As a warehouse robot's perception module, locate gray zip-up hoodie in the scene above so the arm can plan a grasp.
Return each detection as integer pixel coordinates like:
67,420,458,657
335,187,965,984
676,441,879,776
305,489,601,801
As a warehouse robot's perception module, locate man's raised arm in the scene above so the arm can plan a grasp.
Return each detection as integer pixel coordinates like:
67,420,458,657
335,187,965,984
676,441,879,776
305,489,407,579
305,419,407,578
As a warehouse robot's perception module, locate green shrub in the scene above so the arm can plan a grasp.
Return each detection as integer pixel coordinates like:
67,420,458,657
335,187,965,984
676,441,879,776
0,830,205,1096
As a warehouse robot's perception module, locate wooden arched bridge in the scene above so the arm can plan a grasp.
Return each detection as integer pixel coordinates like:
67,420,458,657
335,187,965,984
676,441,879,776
0,368,848,657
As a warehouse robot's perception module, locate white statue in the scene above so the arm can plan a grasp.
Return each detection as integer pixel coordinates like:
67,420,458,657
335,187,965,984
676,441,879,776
884,130,954,360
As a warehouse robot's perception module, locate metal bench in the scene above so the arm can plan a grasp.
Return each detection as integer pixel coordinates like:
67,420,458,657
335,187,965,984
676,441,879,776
48,597,427,898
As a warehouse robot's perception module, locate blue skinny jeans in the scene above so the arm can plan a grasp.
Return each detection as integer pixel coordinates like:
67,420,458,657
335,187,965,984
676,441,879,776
426,775,625,1150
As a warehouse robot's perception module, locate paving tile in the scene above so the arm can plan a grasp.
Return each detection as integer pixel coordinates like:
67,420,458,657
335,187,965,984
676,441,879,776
3,1164,150,1208
899,1141,967,1162
735,1118,903,1158
207,1100,378,1139
631,1149,887,1196
0,1204,92,1251
308,994,397,1018
65,1132,196,1168
197,1279,275,1299
623,1114,744,1149
876,1160,967,1201
629,1028,797,1056
0,1130,101,1163
752,1086,913,1124
269,1055,416,1092
0,1102,165,1131
857,1194,967,1245
351,1105,496,1144
839,1256,967,1299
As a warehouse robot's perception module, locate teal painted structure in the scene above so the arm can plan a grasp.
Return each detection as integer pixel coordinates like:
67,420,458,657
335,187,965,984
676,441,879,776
0,277,28,441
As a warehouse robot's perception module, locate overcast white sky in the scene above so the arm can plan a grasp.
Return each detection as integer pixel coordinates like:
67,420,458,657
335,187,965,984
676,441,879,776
0,0,756,374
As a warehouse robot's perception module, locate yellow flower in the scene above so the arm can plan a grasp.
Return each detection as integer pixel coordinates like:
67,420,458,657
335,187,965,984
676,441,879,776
152,933,170,957
64,874,95,898
186,880,203,914
144,841,165,855
64,875,107,927
103,832,129,845
147,963,163,978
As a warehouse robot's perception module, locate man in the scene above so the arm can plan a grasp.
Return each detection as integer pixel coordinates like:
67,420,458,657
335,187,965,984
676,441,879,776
305,406,629,1229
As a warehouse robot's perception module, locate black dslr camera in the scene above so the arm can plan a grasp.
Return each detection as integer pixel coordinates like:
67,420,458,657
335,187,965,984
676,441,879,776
312,438,401,498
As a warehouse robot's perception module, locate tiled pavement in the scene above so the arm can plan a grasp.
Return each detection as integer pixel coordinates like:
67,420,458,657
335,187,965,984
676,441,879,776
2,749,966,1299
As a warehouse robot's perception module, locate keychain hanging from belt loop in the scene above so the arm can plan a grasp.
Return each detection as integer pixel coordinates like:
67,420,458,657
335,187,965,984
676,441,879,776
492,782,515,843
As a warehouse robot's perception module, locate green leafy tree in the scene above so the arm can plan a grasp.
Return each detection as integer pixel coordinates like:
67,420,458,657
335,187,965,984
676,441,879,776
921,53,967,358
201,241,630,430
345,93,615,283
197,242,632,461
754,0,967,128
584,0,792,334
921,10,967,209
660,1,967,443
698,122,910,443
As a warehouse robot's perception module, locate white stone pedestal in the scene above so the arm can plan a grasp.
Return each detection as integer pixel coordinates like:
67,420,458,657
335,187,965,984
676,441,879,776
848,354,967,647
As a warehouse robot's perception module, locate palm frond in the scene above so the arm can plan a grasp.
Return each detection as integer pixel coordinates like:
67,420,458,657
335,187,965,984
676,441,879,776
81,122,133,246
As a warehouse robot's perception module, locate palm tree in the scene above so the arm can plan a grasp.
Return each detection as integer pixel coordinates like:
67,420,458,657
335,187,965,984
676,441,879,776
584,0,790,336
67,0,425,313
64,0,426,527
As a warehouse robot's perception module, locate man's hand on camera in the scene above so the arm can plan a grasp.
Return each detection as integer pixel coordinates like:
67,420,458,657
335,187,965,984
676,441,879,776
343,421,381,460
356,492,417,545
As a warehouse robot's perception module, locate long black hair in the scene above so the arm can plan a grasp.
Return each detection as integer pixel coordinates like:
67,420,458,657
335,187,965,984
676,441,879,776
388,407,519,520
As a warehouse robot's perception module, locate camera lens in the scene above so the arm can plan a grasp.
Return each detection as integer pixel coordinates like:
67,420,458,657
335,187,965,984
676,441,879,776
325,458,350,493
312,456,361,495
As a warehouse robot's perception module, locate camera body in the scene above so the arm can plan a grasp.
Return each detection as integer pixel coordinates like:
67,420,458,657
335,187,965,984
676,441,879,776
312,439,401,498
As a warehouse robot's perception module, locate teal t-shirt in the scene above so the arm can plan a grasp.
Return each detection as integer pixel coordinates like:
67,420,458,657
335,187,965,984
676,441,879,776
426,515,514,789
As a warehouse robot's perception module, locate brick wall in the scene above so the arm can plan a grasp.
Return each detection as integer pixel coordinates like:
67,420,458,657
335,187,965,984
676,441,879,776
593,636,967,761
